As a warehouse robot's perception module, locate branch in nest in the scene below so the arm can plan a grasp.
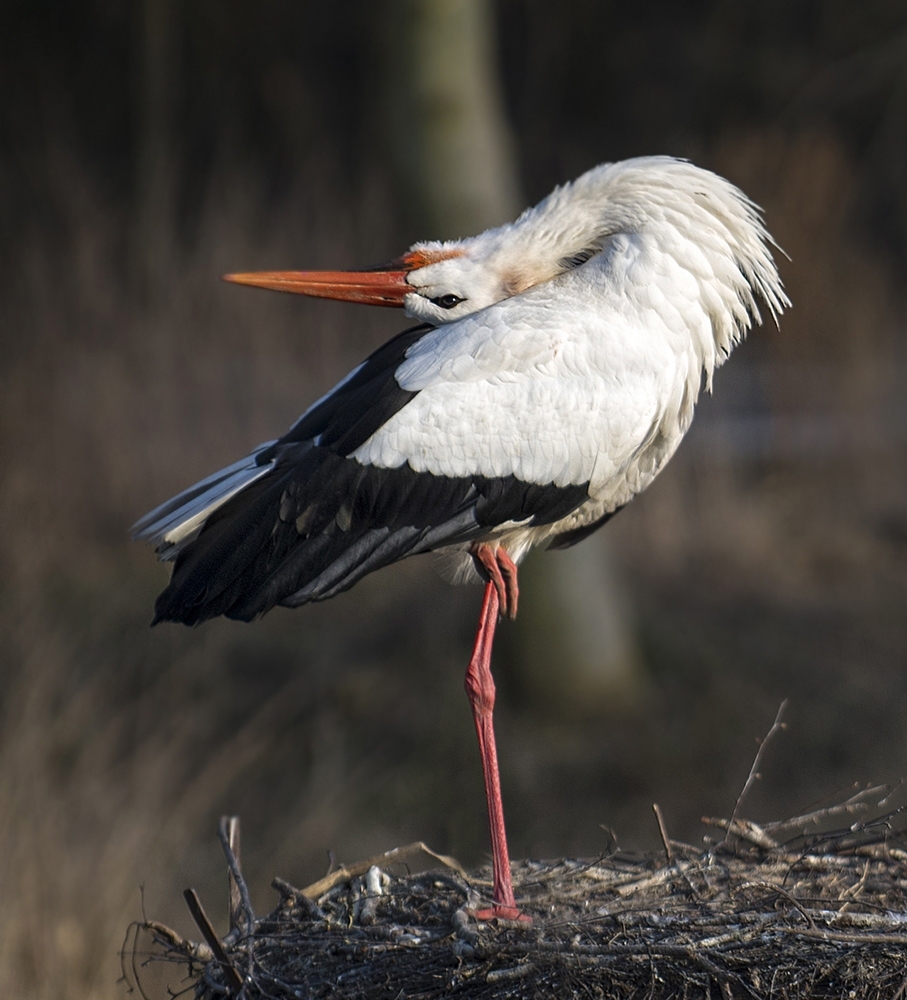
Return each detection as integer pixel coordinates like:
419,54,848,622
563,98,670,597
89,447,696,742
723,699,788,847
143,919,214,963
703,816,779,850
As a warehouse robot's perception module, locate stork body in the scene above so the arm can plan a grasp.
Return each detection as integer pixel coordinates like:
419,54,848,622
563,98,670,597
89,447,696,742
134,157,788,919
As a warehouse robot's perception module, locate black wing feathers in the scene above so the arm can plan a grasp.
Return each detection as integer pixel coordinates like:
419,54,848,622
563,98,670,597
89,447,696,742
256,324,429,464
153,322,592,625
475,478,588,527
155,451,484,624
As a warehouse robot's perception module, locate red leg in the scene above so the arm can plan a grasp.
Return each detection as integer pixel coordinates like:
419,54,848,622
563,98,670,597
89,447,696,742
464,572,530,923
495,549,519,620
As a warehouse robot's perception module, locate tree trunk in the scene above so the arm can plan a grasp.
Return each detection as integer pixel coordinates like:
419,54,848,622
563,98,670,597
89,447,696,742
377,0,644,711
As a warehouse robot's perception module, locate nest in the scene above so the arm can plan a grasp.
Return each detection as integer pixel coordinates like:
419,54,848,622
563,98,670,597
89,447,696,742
126,713,907,999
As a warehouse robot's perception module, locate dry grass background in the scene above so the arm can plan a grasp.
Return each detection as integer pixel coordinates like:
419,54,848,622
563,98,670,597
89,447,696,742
2,5,907,998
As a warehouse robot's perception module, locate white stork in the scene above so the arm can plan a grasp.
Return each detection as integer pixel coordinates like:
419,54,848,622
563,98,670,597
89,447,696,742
134,156,788,920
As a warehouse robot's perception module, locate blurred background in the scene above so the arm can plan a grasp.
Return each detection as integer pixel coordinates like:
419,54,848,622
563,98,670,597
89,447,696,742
2,1,907,996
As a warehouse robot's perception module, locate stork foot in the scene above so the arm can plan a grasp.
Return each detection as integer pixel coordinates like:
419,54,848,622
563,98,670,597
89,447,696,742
471,543,519,619
468,903,532,924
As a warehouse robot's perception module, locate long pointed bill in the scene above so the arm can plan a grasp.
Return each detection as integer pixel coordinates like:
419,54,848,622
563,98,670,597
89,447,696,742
223,268,411,307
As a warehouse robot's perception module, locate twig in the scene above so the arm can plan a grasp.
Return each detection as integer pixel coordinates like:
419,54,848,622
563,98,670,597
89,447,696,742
652,803,673,863
120,922,153,1000
144,919,213,962
736,881,816,928
703,817,779,850
774,925,907,946
271,877,327,919
723,700,788,847
183,888,244,995
224,816,242,934
763,784,887,837
300,841,464,900
684,947,760,1000
218,815,255,935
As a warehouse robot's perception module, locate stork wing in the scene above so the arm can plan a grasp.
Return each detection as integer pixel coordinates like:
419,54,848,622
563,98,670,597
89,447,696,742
141,317,596,625
350,290,678,494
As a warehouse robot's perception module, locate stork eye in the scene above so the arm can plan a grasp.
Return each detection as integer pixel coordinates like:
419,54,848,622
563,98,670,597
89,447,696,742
559,245,602,270
430,294,464,309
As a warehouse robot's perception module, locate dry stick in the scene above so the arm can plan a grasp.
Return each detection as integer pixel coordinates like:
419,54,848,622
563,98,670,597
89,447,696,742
702,817,779,850
652,816,699,899
762,784,887,837
722,699,788,848
219,815,255,935
225,816,242,933
736,880,816,928
183,888,244,995
271,877,326,919
652,803,674,863
684,947,758,1000
143,919,214,962
300,841,465,900
121,922,153,1000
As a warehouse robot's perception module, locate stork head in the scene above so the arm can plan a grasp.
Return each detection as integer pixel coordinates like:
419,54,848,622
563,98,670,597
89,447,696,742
222,241,535,326
225,156,788,337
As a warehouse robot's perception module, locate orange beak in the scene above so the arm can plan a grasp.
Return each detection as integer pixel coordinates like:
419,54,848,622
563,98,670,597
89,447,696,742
223,249,464,307
223,264,411,307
